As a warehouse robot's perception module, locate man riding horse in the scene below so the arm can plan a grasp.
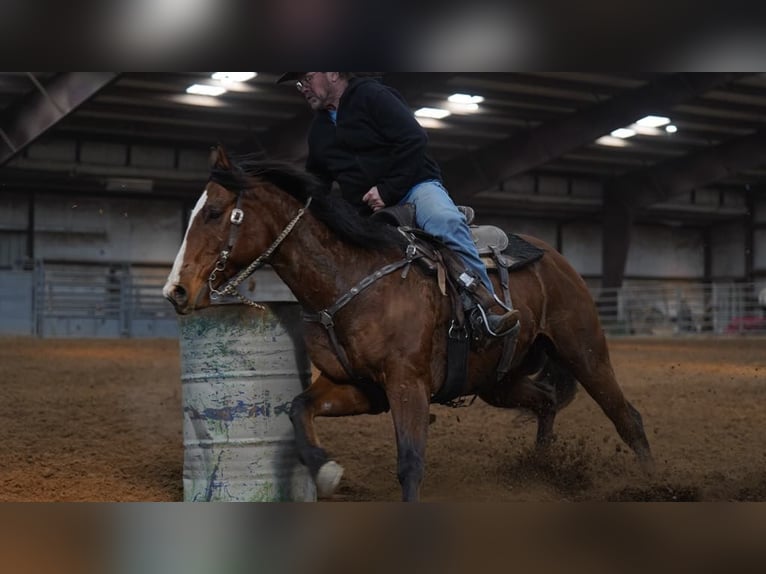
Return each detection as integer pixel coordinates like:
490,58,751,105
277,72,520,338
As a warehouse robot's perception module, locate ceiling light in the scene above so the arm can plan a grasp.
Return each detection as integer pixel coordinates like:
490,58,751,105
665,124,678,134
416,117,449,129
447,102,480,114
168,94,228,108
448,93,485,105
415,107,452,119
611,128,636,139
211,72,257,83
596,136,630,147
186,84,227,96
636,115,671,128
632,125,664,136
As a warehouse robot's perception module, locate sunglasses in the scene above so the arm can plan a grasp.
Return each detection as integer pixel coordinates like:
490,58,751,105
295,73,319,91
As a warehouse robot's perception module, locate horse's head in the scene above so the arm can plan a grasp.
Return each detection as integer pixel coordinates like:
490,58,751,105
164,147,401,314
163,146,277,314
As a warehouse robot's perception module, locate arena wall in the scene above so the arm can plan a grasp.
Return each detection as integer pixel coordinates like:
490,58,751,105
1,141,765,337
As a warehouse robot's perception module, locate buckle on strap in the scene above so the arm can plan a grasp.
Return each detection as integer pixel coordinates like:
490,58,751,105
303,310,334,328
448,320,468,340
318,310,334,328
230,208,244,225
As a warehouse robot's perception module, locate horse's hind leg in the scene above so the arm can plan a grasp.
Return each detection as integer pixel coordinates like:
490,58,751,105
564,349,654,473
290,372,388,498
482,377,558,449
533,356,579,448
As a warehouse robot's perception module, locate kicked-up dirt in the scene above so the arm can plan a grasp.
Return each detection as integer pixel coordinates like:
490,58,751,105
1,336,764,502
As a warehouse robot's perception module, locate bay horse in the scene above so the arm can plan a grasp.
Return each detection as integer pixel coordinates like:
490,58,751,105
163,147,654,501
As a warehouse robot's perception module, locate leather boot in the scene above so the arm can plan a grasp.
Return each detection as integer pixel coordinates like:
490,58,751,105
485,308,521,336
470,280,520,337
440,248,520,337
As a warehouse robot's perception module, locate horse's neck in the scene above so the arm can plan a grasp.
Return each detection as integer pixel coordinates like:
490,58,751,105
270,213,393,310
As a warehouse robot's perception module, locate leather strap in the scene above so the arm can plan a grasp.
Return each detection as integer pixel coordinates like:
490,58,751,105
493,246,518,382
304,256,419,381
432,328,469,404
431,275,470,405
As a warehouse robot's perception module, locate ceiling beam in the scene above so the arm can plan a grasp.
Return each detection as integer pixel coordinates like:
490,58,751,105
606,129,766,209
0,166,201,198
0,72,120,166
442,73,750,203
383,72,459,103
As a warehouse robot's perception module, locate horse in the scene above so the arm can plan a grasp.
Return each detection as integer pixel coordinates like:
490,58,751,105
163,147,654,502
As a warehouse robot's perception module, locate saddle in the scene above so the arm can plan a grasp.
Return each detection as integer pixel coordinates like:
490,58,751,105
371,204,545,276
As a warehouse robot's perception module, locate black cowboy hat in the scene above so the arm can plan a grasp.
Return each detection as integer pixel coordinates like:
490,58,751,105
277,73,307,84
277,72,383,84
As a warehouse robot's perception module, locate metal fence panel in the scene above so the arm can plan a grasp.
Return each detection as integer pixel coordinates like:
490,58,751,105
2,261,764,339
0,270,34,335
593,282,766,336
34,262,178,339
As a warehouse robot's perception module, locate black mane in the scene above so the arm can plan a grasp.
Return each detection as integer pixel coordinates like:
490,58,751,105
210,154,406,251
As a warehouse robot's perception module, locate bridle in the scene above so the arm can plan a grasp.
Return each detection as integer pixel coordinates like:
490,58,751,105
207,193,313,309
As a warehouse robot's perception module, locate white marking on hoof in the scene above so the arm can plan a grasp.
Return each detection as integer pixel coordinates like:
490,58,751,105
316,461,344,498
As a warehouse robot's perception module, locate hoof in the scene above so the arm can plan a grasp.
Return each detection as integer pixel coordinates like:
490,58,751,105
316,461,344,498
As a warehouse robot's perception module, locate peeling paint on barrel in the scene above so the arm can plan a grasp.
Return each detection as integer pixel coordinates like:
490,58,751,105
179,303,315,502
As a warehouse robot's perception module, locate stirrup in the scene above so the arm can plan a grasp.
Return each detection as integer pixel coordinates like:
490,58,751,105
475,305,520,338
492,293,512,312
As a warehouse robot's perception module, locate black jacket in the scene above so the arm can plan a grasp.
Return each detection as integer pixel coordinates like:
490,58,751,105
305,77,443,214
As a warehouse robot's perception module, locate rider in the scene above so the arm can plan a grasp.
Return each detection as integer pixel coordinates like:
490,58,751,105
277,72,519,337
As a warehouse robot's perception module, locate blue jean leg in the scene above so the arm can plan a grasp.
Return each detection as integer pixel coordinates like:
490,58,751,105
400,180,495,295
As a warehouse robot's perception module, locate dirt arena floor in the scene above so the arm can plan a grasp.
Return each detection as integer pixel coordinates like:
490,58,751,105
1,336,764,502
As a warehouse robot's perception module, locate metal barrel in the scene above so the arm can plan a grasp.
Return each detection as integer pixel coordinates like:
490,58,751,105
179,271,315,502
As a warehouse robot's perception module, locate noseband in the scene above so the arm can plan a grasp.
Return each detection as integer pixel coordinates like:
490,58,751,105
208,195,313,308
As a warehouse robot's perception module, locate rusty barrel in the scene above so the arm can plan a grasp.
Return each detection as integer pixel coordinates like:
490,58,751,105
178,270,315,502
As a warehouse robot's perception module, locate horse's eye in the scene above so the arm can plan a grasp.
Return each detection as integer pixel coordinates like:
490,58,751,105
205,207,223,221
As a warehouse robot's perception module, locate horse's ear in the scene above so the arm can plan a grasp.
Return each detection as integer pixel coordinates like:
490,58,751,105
209,145,232,170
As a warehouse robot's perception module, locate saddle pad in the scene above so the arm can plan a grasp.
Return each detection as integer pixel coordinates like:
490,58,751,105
502,234,546,271
480,232,546,272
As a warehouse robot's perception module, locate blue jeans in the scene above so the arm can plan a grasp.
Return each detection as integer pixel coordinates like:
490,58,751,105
400,180,495,295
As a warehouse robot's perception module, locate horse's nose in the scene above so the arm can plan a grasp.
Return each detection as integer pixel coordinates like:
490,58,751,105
164,284,189,310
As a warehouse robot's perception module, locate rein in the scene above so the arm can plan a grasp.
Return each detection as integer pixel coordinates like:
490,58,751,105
208,196,313,309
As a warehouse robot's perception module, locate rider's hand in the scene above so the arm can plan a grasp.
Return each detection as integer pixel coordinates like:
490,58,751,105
363,187,386,212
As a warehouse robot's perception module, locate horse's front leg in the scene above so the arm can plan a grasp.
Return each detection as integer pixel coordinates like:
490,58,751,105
290,372,388,498
385,371,432,502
